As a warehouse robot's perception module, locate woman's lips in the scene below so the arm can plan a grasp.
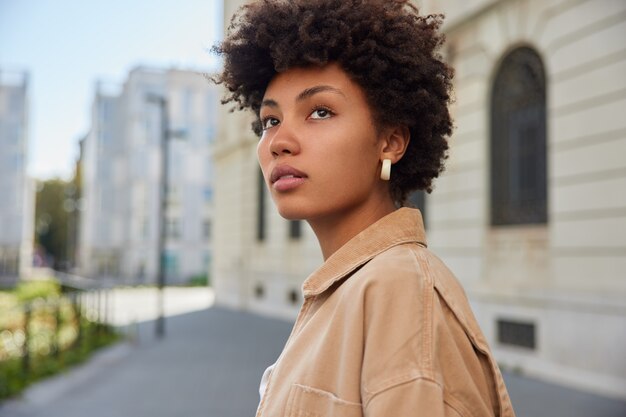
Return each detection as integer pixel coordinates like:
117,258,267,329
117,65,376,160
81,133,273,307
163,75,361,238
270,165,308,192
273,176,307,191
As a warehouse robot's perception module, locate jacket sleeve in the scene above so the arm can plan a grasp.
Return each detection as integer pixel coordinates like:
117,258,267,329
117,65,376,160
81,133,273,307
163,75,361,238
359,247,449,416
358,246,502,417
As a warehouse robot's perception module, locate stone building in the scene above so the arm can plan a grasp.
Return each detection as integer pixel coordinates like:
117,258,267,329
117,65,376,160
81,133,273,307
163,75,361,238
0,70,34,286
213,0,626,399
80,67,218,285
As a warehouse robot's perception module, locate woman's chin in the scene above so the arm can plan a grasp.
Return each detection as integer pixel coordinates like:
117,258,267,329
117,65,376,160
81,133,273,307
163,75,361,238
275,203,312,221
277,207,306,221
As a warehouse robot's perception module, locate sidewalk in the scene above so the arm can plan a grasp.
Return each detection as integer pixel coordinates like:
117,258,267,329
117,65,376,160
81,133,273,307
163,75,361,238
1,305,625,417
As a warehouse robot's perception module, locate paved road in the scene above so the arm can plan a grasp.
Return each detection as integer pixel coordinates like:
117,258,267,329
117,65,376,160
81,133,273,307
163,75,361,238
1,304,625,417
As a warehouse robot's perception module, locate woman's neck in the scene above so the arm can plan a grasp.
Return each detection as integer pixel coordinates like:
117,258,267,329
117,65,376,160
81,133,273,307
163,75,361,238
308,198,397,261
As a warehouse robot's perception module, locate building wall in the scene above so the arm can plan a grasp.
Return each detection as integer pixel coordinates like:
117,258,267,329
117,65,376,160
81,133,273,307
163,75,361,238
80,67,218,285
214,0,626,399
420,0,626,399
0,70,34,286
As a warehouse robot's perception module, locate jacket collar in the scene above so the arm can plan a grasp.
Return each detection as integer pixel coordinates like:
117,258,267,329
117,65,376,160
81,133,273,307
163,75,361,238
302,207,427,298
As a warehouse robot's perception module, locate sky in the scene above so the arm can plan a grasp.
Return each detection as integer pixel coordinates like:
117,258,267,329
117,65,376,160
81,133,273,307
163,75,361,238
0,0,223,181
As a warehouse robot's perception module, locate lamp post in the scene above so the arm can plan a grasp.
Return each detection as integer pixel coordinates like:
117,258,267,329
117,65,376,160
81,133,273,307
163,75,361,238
146,93,168,339
146,93,186,339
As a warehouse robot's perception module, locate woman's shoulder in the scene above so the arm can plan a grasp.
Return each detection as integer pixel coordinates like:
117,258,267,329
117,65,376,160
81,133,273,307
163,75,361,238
355,242,452,285
349,242,471,311
344,242,433,298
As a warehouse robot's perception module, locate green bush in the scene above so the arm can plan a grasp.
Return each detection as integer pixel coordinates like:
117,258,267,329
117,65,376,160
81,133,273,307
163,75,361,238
0,358,27,398
0,291,17,308
13,280,60,302
188,273,210,287
0,304,121,402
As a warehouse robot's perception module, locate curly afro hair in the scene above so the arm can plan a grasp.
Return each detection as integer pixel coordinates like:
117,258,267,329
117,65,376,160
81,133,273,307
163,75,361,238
212,0,453,204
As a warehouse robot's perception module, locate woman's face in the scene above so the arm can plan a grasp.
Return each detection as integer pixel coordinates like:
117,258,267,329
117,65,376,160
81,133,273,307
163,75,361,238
257,63,390,221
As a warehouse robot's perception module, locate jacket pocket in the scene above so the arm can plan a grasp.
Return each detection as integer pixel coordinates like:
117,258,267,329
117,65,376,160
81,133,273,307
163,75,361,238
284,383,363,417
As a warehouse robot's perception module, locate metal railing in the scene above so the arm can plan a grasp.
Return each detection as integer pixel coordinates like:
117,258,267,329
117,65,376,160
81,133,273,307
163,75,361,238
0,273,117,399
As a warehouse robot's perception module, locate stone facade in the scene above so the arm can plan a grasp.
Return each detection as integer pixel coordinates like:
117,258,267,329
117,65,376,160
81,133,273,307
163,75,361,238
213,0,626,399
419,0,626,400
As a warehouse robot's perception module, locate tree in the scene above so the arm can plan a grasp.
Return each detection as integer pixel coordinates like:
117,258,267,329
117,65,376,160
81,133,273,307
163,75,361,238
35,179,74,270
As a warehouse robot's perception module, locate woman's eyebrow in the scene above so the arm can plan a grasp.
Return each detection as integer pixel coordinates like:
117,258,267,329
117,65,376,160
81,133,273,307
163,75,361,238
261,98,279,109
260,85,345,109
296,85,345,102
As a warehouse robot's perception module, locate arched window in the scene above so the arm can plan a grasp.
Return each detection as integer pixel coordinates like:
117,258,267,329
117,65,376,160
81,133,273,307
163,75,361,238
490,47,547,226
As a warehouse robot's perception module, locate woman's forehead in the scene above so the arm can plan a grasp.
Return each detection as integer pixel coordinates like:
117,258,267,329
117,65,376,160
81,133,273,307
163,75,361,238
262,63,362,103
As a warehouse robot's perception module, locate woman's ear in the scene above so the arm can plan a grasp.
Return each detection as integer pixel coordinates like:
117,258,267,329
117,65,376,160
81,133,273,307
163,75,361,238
380,125,410,163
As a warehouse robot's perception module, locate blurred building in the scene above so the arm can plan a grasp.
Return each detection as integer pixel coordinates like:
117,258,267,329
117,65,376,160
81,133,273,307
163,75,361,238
79,67,218,285
0,70,35,287
214,0,626,400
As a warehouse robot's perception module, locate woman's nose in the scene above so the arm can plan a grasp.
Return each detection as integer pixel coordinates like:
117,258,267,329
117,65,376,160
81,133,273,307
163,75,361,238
268,121,301,157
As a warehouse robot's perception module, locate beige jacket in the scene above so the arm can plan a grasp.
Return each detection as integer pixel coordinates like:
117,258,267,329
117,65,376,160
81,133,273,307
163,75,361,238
256,208,516,417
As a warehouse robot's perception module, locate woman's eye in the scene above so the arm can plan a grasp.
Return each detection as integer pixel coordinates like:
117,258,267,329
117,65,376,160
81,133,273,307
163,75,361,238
262,117,280,130
309,108,333,120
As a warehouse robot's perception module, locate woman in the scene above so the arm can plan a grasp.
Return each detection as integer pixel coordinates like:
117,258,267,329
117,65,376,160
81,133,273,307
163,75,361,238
213,0,516,416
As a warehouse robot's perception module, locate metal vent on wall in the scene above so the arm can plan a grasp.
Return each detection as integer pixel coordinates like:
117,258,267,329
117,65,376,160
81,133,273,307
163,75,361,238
497,319,536,350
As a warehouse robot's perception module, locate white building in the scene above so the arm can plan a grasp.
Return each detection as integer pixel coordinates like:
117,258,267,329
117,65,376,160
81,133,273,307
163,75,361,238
0,70,34,286
419,0,626,400
80,67,218,285
213,0,626,400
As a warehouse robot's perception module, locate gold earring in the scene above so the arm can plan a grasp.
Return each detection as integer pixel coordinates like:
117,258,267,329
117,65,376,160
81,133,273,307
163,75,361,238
380,159,391,181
